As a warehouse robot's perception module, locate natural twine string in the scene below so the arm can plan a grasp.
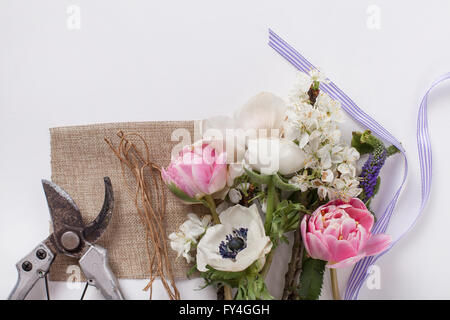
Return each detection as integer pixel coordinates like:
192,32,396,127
105,131,180,300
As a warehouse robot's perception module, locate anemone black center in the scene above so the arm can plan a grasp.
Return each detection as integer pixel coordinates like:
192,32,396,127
219,227,248,260
227,237,245,252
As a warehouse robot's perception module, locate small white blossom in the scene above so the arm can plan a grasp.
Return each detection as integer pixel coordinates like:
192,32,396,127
321,169,334,183
328,176,362,201
288,171,309,192
290,72,313,98
309,69,329,84
169,213,212,263
317,144,332,169
318,186,328,200
228,188,242,204
315,93,344,123
283,70,361,201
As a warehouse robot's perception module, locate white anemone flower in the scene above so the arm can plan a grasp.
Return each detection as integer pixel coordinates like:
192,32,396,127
169,214,212,263
196,204,272,272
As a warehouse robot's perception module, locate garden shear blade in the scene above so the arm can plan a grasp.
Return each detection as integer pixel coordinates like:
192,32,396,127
8,177,124,300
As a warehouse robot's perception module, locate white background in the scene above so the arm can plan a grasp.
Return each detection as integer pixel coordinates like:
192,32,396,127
1,0,450,300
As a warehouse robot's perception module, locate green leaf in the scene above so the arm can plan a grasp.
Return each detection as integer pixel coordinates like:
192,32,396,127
200,266,246,288
269,200,308,242
199,264,273,300
244,167,272,186
166,183,203,204
351,131,374,155
386,145,400,157
312,80,320,91
235,273,273,300
297,258,326,300
273,173,301,191
360,130,384,148
186,264,198,279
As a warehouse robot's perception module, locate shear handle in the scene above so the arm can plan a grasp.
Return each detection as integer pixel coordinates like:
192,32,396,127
79,244,124,300
8,243,55,300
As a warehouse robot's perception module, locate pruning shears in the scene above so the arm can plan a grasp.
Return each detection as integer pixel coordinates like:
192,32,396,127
8,177,124,300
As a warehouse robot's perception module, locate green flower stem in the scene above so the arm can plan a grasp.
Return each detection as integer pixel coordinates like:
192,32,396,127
282,229,303,300
203,194,232,300
261,177,277,279
224,286,233,300
204,195,220,225
264,178,276,234
330,268,341,300
260,248,276,279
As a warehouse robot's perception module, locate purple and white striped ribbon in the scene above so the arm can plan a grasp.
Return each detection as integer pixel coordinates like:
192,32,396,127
268,28,450,299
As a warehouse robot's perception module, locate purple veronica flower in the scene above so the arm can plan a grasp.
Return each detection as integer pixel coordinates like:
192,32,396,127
359,146,387,202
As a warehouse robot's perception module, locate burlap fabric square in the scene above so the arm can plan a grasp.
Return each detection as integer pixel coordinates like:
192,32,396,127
49,121,206,282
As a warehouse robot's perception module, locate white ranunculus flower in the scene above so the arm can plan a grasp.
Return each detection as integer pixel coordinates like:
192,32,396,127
233,92,286,137
202,92,287,155
201,92,287,193
202,92,286,142
245,138,306,175
169,214,212,263
196,204,272,272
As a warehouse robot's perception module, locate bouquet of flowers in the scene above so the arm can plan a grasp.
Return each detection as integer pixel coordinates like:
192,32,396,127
162,69,398,300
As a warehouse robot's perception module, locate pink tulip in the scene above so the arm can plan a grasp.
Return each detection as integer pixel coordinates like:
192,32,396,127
301,198,391,268
162,142,228,200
